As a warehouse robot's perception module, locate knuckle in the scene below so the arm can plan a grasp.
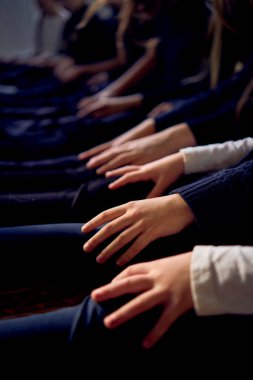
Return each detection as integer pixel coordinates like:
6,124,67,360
124,277,134,287
132,209,142,219
124,266,135,276
127,201,136,209
103,223,112,233
100,210,109,219
117,233,127,245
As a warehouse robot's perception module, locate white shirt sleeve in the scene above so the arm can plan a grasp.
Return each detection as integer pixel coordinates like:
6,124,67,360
181,138,253,174
191,245,253,316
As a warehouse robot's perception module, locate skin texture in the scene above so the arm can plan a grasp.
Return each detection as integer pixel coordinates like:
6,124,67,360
82,123,196,174
82,193,195,266
106,151,185,198
78,118,156,161
92,252,193,348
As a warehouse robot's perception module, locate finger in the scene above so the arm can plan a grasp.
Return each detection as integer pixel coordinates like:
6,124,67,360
81,205,126,233
108,172,143,190
103,290,158,329
147,109,159,118
142,308,176,349
116,233,151,266
77,103,98,118
83,214,133,254
146,181,165,199
91,274,151,302
96,152,134,175
105,165,140,177
86,147,120,169
78,141,112,161
96,224,141,264
112,263,149,283
77,96,96,109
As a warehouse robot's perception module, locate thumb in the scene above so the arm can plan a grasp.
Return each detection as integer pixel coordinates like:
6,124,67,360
146,181,165,199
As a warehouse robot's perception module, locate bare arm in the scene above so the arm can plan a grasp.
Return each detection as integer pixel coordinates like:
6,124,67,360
100,38,159,97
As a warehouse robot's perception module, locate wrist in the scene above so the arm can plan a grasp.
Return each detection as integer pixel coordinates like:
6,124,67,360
166,193,195,232
168,123,197,152
171,151,185,176
137,117,155,136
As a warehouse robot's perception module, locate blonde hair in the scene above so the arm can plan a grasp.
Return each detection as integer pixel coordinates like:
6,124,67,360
115,0,161,64
76,0,128,63
76,0,108,29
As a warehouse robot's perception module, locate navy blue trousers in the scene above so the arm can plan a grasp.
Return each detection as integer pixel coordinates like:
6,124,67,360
0,222,251,374
0,110,145,160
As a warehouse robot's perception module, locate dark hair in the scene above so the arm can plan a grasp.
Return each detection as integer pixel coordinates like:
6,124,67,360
210,0,253,87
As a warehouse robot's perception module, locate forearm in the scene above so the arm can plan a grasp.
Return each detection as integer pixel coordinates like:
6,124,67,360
113,118,156,145
181,137,253,174
160,123,197,154
74,57,124,76
116,94,143,110
103,49,157,97
191,245,253,315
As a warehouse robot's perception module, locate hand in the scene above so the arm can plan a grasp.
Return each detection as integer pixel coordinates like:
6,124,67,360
77,94,143,119
77,118,155,161
106,152,185,198
84,123,196,174
77,91,110,117
54,65,83,83
77,97,127,119
84,128,179,174
92,252,193,348
52,56,75,71
85,72,109,90
82,194,194,266
148,102,175,118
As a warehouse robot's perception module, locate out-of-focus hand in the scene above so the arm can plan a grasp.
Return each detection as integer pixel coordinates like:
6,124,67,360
54,65,83,83
148,101,175,118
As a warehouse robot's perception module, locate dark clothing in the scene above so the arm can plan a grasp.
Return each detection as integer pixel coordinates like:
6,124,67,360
135,0,210,107
174,151,253,244
0,222,251,375
0,177,153,227
60,4,118,64
153,54,253,145
0,110,145,160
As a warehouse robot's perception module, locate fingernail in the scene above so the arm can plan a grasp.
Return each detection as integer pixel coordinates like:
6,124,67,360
96,255,104,264
83,242,90,251
91,290,101,299
81,224,87,232
86,161,92,169
104,316,116,328
116,259,124,266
